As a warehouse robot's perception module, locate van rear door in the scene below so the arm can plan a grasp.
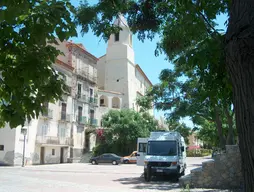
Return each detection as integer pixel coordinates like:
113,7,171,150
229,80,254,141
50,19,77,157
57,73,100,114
137,138,148,166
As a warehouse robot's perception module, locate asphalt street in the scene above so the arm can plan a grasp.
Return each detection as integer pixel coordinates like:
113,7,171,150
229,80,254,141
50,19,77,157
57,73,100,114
0,157,237,192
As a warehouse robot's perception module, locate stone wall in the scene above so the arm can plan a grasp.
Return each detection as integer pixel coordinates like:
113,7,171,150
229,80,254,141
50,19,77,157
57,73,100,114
179,145,243,189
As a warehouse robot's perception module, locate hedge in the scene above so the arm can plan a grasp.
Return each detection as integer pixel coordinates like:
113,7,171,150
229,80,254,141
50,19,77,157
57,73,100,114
186,149,212,157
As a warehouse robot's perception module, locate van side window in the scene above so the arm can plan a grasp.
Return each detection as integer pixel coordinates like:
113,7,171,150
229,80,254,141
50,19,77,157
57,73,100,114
139,143,147,152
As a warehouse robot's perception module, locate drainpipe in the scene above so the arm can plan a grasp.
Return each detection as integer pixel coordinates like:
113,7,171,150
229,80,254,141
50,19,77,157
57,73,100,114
70,96,74,162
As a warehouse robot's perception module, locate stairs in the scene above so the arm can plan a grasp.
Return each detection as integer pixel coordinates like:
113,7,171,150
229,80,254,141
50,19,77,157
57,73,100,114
79,152,93,163
179,145,243,189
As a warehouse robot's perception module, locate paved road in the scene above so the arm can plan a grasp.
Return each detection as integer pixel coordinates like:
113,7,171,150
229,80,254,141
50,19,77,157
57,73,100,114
0,157,236,192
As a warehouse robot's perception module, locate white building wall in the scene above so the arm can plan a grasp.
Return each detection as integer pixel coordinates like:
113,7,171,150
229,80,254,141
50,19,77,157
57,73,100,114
104,59,129,108
14,119,39,165
0,125,16,165
97,56,106,89
98,15,153,115
54,39,70,64
0,39,99,165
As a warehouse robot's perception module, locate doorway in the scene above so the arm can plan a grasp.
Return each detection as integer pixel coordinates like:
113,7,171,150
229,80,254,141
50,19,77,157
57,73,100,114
40,147,45,164
60,147,64,163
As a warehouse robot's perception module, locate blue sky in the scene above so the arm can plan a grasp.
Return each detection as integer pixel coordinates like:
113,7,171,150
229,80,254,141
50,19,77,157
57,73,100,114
70,1,228,127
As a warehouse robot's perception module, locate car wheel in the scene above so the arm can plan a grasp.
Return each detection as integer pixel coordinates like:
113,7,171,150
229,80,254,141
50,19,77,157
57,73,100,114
112,160,118,165
91,160,97,165
124,160,129,164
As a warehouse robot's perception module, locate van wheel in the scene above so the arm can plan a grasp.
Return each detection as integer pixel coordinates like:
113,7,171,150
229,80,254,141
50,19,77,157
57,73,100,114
181,169,185,176
144,172,151,182
171,176,179,183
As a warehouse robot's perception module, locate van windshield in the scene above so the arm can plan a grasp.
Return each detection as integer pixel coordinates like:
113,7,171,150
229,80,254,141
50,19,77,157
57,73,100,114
147,141,177,156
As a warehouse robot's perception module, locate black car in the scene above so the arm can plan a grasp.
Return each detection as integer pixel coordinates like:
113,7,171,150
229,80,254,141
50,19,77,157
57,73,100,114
89,153,122,165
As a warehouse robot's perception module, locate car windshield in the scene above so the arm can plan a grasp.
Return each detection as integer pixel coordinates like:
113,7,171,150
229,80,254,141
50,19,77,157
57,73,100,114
147,141,177,156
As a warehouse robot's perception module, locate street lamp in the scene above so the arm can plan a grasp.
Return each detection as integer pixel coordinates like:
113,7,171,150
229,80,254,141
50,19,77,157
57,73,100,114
21,126,28,167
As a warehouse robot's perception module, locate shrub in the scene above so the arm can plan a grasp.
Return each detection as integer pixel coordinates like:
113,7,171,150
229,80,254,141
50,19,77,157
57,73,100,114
186,148,212,157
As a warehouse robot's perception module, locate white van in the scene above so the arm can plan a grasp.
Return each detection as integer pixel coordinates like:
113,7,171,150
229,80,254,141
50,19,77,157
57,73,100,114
137,131,187,182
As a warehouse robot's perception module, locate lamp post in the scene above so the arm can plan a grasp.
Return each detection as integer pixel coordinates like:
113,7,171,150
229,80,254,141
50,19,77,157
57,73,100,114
21,126,28,167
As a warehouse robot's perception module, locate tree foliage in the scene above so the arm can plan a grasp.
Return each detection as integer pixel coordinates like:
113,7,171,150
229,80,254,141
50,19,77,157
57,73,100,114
0,0,77,128
166,120,191,145
94,109,159,156
76,0,254,189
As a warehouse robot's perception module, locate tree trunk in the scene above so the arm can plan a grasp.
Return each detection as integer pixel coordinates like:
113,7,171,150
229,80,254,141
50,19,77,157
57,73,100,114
225,109,235,145
226,0,254,190
214,105,226,149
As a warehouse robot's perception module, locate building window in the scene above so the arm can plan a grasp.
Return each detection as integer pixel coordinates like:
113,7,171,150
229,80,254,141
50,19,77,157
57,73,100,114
100,99,104,106
41,124,48,136
89,88,93,97
115,32,119,41
138,143,147,152
52,149,55,155
0,145,4,151
78,106,82,122
61,103,67,120
58,125,66,138
77,83,82,98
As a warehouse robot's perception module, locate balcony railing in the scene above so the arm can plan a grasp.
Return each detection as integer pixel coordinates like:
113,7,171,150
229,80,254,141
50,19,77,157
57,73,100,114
89,97,98,105
77,116,87,124
77,94,87,102
59,112,71,122
112,105,120,109
88,118,98,126
76,69,97,84
41,109,53,119
36,136,73,146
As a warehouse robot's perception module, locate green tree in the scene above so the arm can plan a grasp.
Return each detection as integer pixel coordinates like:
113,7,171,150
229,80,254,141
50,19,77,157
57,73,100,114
166,120,191,145
0,0,77,128
137,68,235,149
95,109,158,156
196,121,220,148
76,1,254,189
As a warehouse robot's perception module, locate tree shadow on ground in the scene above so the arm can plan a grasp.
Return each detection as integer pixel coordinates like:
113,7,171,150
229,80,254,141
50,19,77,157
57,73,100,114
188,163,203,167
113,175,180,191
113,176,242,192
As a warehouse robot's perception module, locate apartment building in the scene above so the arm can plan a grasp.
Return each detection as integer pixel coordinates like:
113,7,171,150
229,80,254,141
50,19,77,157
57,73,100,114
0,15,157,165
0,40,98,165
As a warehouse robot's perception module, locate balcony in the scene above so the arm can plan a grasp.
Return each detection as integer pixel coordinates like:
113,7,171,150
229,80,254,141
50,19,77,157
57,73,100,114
59,112,71,122
36,136,73,146
77,94,88,103
76,116,87,124
88,118,98,127
76,69,97,84
89,97,98,105
41,109,53,119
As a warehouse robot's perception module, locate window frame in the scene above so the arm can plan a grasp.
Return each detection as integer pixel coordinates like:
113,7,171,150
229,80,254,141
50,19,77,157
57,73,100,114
0,145,4,151
115,32,119,41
